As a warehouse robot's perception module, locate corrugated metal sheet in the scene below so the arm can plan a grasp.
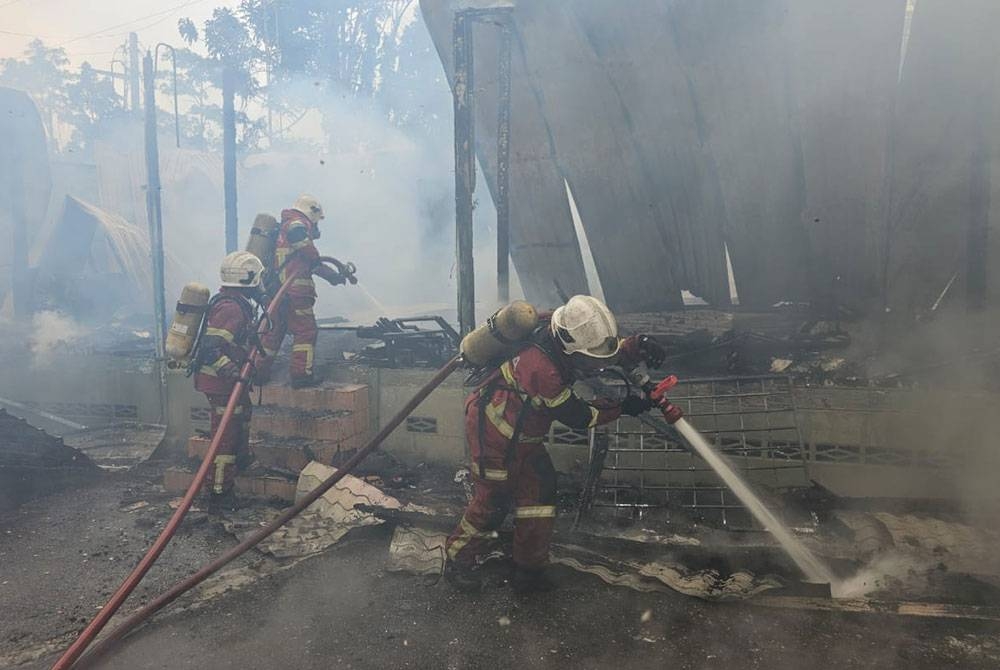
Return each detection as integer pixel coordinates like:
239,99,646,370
421,0,1000,315
421,0,591,309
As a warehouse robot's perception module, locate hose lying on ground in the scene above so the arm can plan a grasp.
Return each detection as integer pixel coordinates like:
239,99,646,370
51,265,313,670
73,354,461,669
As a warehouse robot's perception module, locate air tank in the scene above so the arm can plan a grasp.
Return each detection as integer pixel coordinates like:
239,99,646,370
245,213,278,266
460,300,539,366
166,282,211,362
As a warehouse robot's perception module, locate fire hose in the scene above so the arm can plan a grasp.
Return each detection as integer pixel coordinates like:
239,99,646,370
51,258,391,670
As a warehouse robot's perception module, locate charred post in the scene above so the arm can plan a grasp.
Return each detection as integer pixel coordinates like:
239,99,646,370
453,10,476,335
496,18,512,305
128,32,141,114
223,66,238,255
142,51,166,362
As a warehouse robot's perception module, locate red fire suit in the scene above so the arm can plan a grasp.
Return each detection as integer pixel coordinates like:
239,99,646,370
446,334,644,570
193,288,256,495
258,208,343,383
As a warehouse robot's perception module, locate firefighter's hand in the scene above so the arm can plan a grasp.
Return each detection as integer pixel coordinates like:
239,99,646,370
637,335,666,369
660,400,683,425
323,273,348,287
621,394,653,417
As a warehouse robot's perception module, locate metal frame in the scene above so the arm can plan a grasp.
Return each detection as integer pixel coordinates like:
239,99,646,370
452,7,514,334
582,375,809,528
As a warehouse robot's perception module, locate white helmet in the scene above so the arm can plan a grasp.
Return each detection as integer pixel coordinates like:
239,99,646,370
550,295,621,358
293,194,324,224
220,251,264,288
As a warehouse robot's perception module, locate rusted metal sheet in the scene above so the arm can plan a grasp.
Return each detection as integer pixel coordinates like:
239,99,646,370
420,0,590,309
567,0,731,307
884,0,1000,314
508,1,686,311
667,1,809,309
785,0,906,313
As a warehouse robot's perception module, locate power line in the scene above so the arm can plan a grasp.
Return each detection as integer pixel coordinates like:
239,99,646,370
58,0,212,46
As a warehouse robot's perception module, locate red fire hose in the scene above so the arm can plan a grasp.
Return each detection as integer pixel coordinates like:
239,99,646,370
75,354,460,668
52,261,317,670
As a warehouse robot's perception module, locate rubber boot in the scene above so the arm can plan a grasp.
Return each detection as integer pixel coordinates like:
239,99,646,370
512,567,557,594
444,559,482,593
207,489,240,515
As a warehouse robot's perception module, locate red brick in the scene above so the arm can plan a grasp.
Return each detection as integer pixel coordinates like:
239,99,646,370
252,407,360,442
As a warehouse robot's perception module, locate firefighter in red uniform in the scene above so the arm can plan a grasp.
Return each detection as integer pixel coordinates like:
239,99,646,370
193,251,264,512
258,194,347,387
445,295,675,593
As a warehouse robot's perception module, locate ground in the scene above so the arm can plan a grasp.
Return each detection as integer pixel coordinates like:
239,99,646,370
3,476,1000,670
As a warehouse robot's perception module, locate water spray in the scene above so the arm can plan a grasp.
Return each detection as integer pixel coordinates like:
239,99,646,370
647,375,835,585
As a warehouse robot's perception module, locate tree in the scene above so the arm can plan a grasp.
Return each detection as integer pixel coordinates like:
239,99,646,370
0,39,71,138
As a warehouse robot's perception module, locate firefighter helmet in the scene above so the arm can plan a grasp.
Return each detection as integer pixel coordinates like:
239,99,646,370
220,251,264,288
550,295,621,359
293,194,325,224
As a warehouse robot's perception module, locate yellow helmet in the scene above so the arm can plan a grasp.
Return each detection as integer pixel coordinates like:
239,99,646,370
293,194,324,224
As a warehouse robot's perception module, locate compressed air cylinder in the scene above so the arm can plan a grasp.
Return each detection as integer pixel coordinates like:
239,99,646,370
166,283,211,361
245,213,279,265
460,300,539,366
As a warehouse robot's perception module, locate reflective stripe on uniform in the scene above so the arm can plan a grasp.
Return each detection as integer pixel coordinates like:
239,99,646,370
588,406,601,428
514,505,556,519
212,454,236,494
213,405,244,415
292,343,314,371
484,398,514,439
294,306,314,317
501,360,571,409
199,354,233,377
292,278,315,287
446,514,498,560
204,327,235,343
540,387,572,408
470,463,508,481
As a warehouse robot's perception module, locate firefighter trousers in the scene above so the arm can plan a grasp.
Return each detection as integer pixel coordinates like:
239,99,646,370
446,406,557,570
258,294,317,382
204,392,253,495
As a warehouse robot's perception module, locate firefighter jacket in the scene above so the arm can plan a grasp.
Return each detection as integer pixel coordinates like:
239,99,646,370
473,333,645,447
193,288,256,396
274,209,341,298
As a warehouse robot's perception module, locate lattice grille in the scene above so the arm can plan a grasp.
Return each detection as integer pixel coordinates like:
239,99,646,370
405,416,438,434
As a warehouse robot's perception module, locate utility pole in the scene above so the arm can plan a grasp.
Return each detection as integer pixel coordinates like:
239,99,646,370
453,11,476,335
496,20,512,305
142,52,167,365
222,66,238,253
967,90,990,312
8,171,28,318
129,33,141,114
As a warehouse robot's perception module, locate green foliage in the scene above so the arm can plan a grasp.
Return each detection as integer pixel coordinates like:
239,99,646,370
0,38,125,154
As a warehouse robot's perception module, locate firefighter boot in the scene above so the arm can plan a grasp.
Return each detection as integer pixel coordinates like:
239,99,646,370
207,489,240,515
512,567,557,595
444,559,483,593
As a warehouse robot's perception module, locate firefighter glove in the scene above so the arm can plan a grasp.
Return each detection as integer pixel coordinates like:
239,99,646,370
621,394,654,417
660,400,683,425
637,335,666,369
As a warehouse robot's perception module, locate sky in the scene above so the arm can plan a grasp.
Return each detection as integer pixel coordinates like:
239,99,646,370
0,0,239,65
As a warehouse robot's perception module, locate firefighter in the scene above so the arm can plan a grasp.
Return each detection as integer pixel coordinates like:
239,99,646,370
193,251,264,513
445,295,673,593
257,194,348,388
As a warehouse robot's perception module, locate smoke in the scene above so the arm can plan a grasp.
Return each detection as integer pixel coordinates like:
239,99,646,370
28,310,89,368
832,551,930,599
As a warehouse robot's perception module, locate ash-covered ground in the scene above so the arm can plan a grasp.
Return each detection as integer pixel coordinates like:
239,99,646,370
3,467,1000,670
